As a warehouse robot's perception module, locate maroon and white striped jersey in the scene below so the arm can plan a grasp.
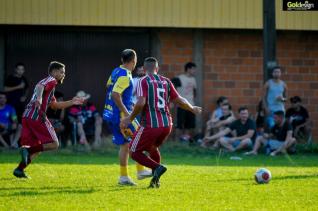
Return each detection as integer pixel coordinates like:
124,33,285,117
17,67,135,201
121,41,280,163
23,76,57,120
136,74,179,128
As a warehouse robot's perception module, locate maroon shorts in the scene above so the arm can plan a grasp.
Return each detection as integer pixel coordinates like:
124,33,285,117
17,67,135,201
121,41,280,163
129,126,172,152
20,118,58,147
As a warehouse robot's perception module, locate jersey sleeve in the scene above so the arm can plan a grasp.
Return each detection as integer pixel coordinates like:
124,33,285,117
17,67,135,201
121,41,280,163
168,79,180,101
113,76,130,94
106,76,112,86
136,79,148,98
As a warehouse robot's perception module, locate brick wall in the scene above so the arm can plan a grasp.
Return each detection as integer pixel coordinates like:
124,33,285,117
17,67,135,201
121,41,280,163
159,29,318,139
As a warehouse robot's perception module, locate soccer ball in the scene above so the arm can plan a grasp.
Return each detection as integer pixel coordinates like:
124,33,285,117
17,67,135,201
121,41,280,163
254,168,272,184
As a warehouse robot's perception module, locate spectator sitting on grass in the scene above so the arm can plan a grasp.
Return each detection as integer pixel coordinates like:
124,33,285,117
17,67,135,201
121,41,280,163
204,96,231,138
0,91,21,148
203,106,256,152
285,96,312,144
202,103,235,148
245,110,296,156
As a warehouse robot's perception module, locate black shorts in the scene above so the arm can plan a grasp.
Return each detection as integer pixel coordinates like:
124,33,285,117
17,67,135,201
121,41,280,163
176,108,196,129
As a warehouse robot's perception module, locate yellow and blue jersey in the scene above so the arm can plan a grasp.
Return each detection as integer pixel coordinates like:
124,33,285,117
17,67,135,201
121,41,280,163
103,66,134,123
103,66,139,145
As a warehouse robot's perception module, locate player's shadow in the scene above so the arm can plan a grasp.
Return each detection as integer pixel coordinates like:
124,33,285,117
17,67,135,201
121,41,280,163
0,186,100,197
214,174,317,183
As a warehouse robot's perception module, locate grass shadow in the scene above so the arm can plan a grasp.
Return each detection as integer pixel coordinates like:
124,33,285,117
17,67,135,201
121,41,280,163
0,186,100,197
214,174,318,183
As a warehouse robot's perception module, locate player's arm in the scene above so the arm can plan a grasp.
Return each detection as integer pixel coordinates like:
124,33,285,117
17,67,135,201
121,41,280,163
173,96,201,115
112,76,130,116
128,96,146,122
170,78,201,114
50,97,83,110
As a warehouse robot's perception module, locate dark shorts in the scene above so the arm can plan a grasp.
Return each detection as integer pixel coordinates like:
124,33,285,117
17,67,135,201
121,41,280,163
176,108,196,129
20,118,57,147
129,126,172,152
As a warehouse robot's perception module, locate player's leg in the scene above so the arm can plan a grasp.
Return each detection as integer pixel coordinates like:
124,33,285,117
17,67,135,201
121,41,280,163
148,126,171,188
124,120,152,179
20,119,60,165
130,127,159,169
109,122,137,185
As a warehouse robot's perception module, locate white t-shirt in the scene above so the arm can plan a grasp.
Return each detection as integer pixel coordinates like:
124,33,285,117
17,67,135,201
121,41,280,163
177,74,197,105
132,77,140,104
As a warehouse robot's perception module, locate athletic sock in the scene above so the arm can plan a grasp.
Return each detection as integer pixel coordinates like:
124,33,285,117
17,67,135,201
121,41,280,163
120,165,128,177
136,163,145,172
131,151,159,170
17,157,31,171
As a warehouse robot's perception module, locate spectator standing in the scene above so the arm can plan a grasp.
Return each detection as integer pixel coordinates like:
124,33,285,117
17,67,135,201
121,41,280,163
175,62,197,142
4,63,29,123
263,66,287,128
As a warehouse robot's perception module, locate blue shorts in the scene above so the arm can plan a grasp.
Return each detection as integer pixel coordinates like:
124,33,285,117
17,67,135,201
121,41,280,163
266,139,284,150
222,137,253,149
106,119,139,145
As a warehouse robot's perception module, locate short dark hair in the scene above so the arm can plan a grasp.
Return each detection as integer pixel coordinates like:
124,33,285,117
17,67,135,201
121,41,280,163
273,110,285,117
290,96,301,103
144,57,158,64
184,62,196,72
216,96,228,105
222,103,232,110
121,49,136,63
143,57,158,72
238,106,248,113
15,62,25,68
48,61,65,73
272,66,281,71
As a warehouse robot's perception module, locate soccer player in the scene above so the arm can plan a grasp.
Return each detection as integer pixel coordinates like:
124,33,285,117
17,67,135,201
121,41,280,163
120,57,202,188
13,61,84,178
103,49,151,186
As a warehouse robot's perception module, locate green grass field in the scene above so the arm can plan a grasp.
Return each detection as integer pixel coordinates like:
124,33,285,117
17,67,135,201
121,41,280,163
1,143,318,210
